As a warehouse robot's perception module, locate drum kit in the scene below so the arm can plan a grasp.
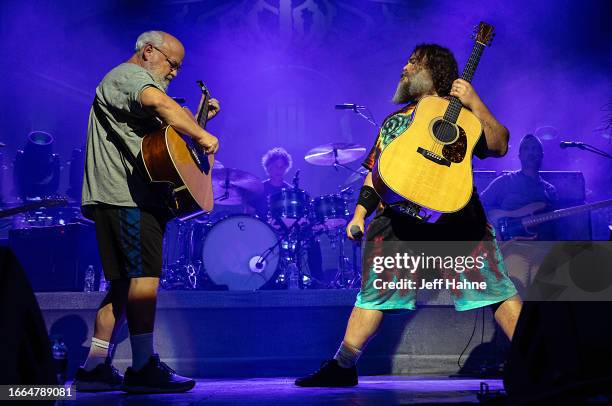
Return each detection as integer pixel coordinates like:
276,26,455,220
161,142,370,291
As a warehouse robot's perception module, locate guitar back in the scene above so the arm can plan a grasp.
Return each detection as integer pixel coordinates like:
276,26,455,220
373,96,482,212
165,127,214,212
141,126,214,218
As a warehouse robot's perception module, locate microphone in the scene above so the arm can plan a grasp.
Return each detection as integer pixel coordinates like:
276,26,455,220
350,225,363,240
292,169,300,189
335,103,364,110
560,141,584,149
250,256,266,273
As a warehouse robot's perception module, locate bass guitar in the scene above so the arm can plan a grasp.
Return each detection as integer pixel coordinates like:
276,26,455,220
488,198,612,240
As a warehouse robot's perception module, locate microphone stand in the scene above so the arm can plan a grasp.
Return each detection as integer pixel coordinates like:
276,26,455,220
351,105,379,128
573,143,612,160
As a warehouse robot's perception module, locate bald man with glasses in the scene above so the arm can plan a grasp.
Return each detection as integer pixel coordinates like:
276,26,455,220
76,30,219,394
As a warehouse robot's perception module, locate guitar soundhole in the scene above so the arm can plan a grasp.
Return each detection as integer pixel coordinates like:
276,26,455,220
432,119,458,144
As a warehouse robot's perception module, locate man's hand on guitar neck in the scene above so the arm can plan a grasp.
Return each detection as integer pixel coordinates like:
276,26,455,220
141,86,220,154
450,78,509,157
207,98,220,120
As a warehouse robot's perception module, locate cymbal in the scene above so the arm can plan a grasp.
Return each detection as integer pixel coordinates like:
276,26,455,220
212,168,263,205
343,166,369,185
304,143,366,166
213,159,224,169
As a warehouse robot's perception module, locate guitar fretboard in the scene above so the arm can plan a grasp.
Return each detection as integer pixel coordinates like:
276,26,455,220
522,199,612,226
444,42,486,124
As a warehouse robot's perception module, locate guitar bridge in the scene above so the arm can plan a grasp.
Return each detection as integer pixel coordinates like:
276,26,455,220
417,147,451,167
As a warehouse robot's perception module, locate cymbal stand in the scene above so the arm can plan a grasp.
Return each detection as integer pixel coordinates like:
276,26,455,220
161,219,201,290
329,227,360,288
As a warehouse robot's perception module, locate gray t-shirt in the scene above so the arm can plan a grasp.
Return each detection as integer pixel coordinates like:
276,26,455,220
81,63,165,208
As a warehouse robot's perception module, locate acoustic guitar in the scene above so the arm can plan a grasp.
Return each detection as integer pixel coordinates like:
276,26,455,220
488,198,612,241
141,81,215,220
372,22,495,214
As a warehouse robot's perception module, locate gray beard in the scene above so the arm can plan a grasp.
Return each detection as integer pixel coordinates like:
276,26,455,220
151,71,170,91
155,77,170,91
392,70,434,104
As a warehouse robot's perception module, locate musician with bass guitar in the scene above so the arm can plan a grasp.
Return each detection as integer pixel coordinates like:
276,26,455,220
77,30,219,394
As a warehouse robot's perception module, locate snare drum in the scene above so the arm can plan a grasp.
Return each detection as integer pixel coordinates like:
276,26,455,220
202,215,280,290
311,194,350,228
268,188,310,227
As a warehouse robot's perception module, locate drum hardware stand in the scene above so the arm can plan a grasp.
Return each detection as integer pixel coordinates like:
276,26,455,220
161,218,203,290
215,171,232,202
256,214,311,289
327,227,361,289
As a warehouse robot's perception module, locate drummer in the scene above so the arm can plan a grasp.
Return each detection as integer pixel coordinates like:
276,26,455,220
247,147,324,286
248,147,294,220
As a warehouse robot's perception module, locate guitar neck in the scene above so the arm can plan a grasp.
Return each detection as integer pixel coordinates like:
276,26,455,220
522,199,612,227
444,41,486,124
195,94,209,129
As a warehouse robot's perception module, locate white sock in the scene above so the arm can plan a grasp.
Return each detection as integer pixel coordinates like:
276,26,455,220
83,337,110,371
130,333,154,371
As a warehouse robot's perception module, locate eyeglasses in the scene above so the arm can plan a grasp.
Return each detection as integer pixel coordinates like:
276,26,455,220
148,44,182,72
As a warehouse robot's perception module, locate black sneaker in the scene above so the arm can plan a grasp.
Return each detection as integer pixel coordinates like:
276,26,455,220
74,360,124,392
295,359,358,387
122,354,195,394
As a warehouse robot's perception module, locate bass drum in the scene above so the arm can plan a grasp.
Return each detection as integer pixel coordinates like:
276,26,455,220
202,215,279,290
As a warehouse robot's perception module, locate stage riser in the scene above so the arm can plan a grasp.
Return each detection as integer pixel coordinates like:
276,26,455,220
37,290,500,379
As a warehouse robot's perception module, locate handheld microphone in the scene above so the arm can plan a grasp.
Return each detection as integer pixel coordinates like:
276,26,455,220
560,141,584,149
350,225,363,240
335,103,364,110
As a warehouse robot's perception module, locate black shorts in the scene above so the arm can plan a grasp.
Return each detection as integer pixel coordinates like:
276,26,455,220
87,205,170,281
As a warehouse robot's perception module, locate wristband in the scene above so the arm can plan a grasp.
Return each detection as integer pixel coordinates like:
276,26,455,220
357,185,380,217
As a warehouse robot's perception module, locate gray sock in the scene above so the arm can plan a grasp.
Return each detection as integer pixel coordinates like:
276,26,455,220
333,341,362,368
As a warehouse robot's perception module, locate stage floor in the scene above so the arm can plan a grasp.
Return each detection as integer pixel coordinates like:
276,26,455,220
70,376,504,405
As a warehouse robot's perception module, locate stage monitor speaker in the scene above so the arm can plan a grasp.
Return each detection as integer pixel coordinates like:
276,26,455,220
504,242,612,402
8,223,102,292
0,247,56,384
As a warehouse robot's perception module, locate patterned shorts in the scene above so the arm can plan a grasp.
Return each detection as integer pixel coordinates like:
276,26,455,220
355,207,518,312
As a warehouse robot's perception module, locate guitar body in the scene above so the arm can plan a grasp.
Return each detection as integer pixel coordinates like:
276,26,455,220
372,96,483,212
141,126,214,218
488,202,546,240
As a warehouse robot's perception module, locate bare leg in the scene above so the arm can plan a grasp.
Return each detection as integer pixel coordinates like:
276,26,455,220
92,279,130,342
126,277,160,335
342,307,385,350
494,295,522,341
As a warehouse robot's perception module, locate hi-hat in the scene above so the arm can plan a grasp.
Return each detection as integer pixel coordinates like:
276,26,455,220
304,143,366,166
212,168,263,205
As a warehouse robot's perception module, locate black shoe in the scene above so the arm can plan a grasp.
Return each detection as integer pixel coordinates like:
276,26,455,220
122,354,195,394
295,359,358,387
74,360,124,392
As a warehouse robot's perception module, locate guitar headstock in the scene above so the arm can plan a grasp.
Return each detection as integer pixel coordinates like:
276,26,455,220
473,22,495,46
196,80,211,98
